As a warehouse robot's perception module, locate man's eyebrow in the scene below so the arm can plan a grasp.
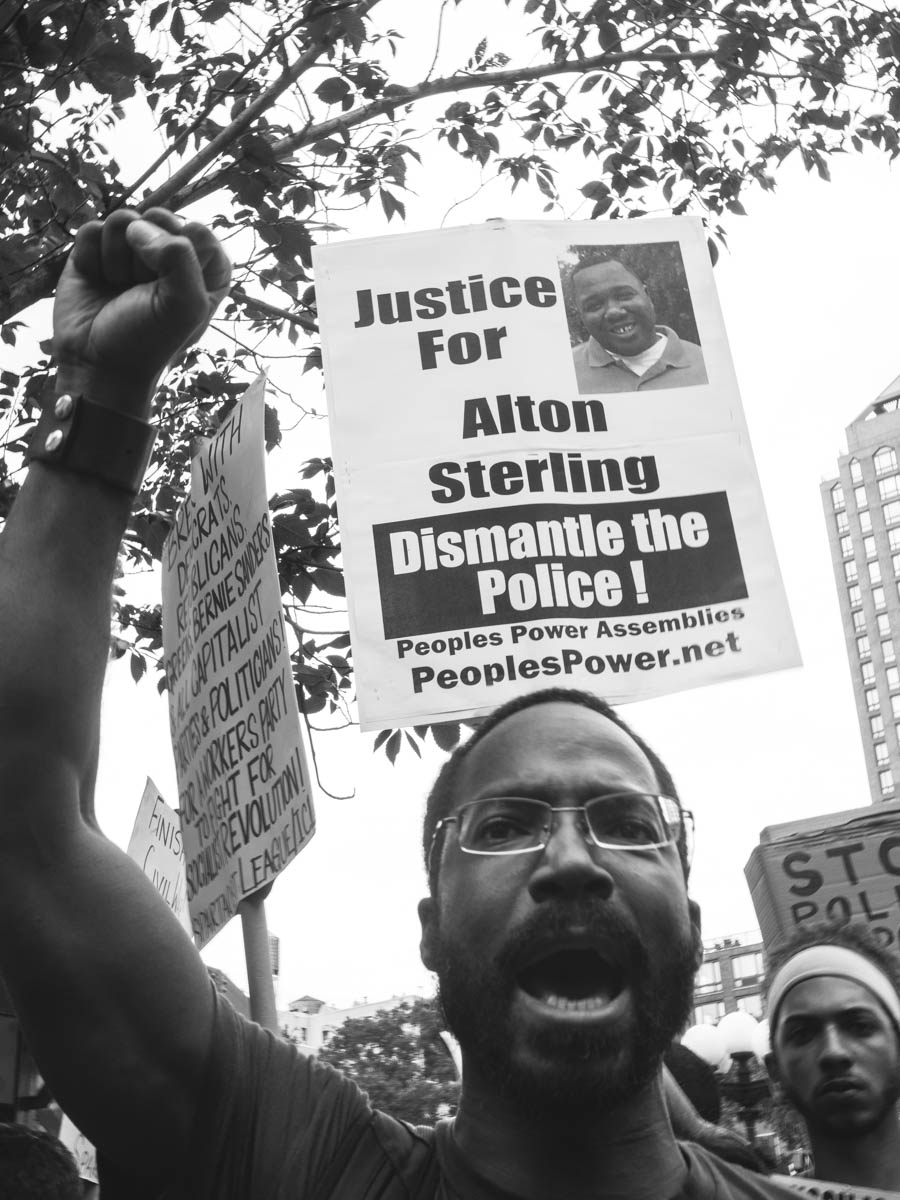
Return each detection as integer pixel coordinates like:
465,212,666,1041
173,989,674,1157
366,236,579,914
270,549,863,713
782,1004,882,1025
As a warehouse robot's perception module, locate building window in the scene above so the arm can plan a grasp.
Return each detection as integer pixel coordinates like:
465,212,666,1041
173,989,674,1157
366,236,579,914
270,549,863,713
860,510,873,533
737,994,764,1018
836,510,850,533
695,960,722,993
694,1001,726,1025
853,610,867,633
885,501,900,526
884,639,896,664
891,528,900,553
864,535,878,559
840,535,854,558
862,662,876,685
845,560,859,583
832,483,845,510
870,561,883,585
872,714,885,737
874,586,887,610
732,952,764,985
878,613,892,637
875,447,899,476
888,666,900,690
855,485,869,509
894,553,900,577
875,743,890,766
849,584,862,608
858,635,871,659
867,688,880,713
880,769,894,795
879,475,900,502
892,695,900,719
850,458,863,484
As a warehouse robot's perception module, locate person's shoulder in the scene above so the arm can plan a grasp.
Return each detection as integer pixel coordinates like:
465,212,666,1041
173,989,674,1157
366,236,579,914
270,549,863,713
571,339,590,361
679,1142,798,1198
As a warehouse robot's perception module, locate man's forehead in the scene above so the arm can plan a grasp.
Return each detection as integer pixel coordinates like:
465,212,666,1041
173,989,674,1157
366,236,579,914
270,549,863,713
455,702,659,796
574,261,642,293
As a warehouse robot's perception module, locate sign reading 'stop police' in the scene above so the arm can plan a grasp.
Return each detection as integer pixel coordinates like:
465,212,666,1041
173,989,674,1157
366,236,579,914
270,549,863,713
314,218,799,730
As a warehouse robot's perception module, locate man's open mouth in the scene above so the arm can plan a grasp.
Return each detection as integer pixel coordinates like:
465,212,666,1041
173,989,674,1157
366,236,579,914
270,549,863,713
517,948,624,1013
608,321,636,338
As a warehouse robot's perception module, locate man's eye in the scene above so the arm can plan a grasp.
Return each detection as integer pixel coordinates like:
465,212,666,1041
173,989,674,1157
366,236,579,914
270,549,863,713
784,1026,815,1046
473,817,531,846
845,1016,878,1037
606,818,659,844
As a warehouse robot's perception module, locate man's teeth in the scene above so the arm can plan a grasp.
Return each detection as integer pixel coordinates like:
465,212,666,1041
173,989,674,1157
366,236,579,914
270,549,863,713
535,991,613,1012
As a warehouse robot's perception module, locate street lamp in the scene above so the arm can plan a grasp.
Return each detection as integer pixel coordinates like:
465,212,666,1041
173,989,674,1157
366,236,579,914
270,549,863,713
716,1011,771,1144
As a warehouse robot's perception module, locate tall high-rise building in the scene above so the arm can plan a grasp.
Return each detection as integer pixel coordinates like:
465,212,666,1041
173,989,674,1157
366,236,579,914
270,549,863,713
822,374,900,804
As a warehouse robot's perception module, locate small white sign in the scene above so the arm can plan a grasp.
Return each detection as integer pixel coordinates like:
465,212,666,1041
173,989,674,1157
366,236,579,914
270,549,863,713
126,777,192,937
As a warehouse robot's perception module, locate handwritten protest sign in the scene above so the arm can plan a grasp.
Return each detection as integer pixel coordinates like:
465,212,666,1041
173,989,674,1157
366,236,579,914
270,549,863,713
59,1114,99,1184
746,799,900,951
314,217,800,729
162,376,315,948
126,777,192,937
774,1175,900,1200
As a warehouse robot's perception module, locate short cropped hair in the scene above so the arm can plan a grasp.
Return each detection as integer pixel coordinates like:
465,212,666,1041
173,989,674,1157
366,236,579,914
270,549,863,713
422,687,685,892
570,253,647,293
0,1123,82,1199
765,918,900,1008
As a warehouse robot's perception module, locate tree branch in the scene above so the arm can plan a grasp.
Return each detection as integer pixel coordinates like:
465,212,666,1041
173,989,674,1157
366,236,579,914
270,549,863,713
137,0,383,212
230,285,317,332
163,45,719,211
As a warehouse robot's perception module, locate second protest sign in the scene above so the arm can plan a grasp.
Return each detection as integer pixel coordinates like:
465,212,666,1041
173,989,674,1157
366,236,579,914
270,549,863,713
162,376,315,948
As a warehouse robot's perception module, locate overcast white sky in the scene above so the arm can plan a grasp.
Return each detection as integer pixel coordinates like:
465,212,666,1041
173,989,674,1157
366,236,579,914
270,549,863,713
82,2,900,1008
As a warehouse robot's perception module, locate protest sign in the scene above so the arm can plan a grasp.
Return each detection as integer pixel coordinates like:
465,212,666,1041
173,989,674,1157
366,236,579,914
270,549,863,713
746,799,900,951
162,376,315,948
774,1176,900,1200
314,217,799,729
126,777,192,937
59,1114,99,1184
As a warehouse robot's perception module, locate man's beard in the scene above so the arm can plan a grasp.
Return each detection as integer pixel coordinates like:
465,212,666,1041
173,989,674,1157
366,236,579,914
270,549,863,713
433,898,699,1116
785,1068,900,1139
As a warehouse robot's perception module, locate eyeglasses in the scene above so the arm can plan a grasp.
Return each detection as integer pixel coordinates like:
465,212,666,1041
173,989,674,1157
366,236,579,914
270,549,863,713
430,793,693,867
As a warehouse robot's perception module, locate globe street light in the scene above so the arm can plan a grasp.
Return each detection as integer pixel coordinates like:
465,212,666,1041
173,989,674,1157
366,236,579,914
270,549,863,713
716,1011,771,1144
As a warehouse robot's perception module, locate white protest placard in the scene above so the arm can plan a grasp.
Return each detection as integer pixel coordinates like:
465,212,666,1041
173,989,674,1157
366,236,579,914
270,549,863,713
59,1114,98,1184
126,777,192,937
314,217,800,730
774,1175,900,1200
162,376,315,948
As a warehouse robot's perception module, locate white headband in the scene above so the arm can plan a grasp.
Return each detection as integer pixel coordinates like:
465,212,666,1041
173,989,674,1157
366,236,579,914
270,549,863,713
768,944,900,1036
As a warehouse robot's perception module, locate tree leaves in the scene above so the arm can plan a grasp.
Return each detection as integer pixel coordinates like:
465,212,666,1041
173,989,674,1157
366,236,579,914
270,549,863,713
4,0,900,764
315,998,459,1125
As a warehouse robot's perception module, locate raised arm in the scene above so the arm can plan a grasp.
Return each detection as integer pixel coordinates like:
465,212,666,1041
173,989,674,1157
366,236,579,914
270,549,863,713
0,210,230,1184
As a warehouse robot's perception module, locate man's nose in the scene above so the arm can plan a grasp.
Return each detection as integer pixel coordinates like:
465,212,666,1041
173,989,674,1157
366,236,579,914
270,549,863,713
819,1025,852,1068
527,811,614,902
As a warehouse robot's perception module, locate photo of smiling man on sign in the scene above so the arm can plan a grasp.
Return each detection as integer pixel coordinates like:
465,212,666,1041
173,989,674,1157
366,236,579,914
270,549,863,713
567,245,709,395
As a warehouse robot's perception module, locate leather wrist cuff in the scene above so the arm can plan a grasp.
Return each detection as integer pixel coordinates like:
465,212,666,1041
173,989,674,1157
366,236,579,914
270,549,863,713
25,393,157,499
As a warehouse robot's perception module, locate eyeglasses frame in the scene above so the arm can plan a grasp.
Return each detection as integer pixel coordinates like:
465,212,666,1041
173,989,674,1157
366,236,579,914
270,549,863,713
428,792,694,874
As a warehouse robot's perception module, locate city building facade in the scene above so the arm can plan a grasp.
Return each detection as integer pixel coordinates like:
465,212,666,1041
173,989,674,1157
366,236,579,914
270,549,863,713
281,992,424,1053
822,375,900,804
692,932,766,1026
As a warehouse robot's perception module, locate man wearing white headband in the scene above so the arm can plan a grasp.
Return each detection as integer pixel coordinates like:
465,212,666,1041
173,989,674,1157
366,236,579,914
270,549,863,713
766,920,900,1192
